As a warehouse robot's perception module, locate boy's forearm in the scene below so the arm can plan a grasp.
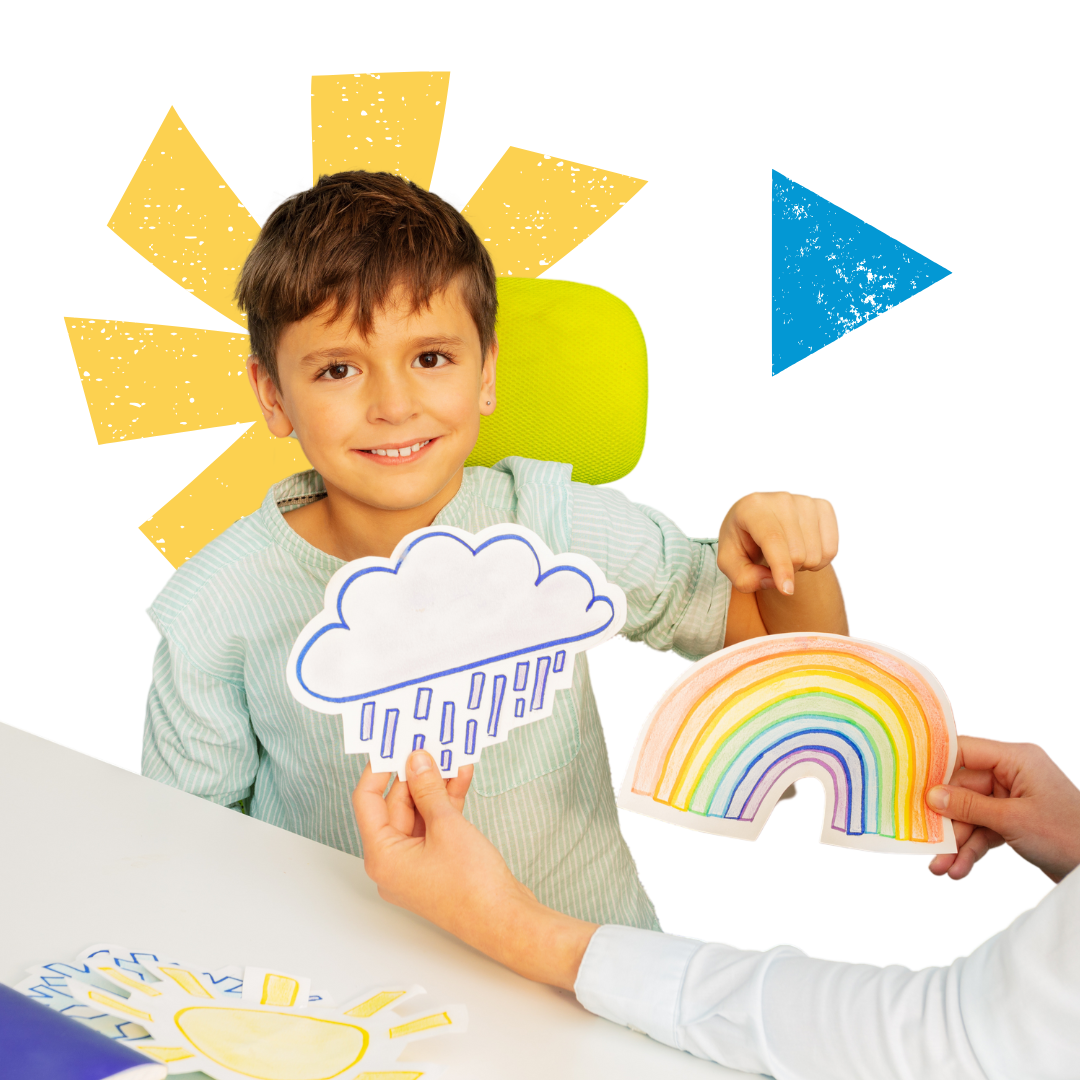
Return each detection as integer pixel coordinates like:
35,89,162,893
756,565,848,636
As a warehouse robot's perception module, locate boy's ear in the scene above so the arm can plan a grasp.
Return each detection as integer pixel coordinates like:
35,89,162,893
247,356,295,438
479,336,498,416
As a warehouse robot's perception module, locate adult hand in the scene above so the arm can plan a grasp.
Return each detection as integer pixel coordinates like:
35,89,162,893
927,737,1080,883
352,752,519,916
717,492,839,596
353,750,596,988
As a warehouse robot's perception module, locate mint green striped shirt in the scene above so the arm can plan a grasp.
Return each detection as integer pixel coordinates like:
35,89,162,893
143,458,730,929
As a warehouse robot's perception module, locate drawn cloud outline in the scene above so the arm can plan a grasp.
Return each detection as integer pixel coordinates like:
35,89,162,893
293,528,619,704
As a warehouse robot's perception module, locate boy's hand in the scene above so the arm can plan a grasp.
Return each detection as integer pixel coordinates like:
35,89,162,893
717,492,839,596
927,737,1080,883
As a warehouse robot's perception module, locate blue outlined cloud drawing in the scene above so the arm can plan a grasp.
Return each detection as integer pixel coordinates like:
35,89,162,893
287,524,627,777
772,170,951,374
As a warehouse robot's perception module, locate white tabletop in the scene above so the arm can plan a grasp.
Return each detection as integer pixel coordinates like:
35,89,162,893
0,722,748,1078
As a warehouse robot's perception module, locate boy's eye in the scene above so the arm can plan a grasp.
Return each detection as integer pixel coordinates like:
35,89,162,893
413,352,450,369
320,363,360,381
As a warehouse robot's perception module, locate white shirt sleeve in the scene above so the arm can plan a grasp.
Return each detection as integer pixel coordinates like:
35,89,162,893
574,867,1080,1079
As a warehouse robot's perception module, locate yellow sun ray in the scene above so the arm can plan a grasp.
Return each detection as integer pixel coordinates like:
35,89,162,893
141,1046,196,1063
97,967,162,996
157,967,214,998
72,75,646,564
87,989,154,1022
345,990,408,1018
260,973,300,1006
387,1013,452,1038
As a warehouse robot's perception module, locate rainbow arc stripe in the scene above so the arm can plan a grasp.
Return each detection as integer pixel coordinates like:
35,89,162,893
630,634,954,844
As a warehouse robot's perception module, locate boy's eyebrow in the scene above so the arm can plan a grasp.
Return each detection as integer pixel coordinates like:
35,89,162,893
298,334,466,369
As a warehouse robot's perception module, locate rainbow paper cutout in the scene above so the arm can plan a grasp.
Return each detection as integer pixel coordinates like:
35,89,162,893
620,633,958,854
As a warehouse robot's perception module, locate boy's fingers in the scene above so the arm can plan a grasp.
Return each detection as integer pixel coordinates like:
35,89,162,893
807,494,838,570
754,532,797,595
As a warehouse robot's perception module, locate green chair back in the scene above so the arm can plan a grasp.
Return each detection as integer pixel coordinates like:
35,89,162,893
468,278,647,484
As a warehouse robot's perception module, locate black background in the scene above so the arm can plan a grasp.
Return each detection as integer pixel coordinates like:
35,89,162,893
21,71,1067,976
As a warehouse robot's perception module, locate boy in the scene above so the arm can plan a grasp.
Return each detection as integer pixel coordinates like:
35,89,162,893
143,171,847,930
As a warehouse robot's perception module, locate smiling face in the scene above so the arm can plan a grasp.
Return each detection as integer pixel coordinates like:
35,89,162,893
249,278,497,558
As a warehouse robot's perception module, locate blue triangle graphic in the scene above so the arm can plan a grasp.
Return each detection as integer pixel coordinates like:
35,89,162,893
772,171,950,375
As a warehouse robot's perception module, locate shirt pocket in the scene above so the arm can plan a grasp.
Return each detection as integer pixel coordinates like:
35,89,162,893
469,660,583,796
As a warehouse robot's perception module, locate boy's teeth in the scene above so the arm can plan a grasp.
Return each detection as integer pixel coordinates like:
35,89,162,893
369,439,429,457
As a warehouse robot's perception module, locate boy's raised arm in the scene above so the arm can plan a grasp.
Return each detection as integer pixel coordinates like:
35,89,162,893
718,492,848,646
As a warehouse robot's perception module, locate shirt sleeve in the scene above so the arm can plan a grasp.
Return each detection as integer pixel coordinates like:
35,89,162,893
142,633,259,808
568,483,731,660
575,869,1080,1079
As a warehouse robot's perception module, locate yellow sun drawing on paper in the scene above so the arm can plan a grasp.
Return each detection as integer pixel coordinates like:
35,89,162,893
69,72,646,567
66,956,464,1079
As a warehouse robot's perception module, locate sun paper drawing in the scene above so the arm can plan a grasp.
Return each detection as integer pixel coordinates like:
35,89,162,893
16,943,463,1079
68,72,646,567
288,524,627,778
620,633,958,854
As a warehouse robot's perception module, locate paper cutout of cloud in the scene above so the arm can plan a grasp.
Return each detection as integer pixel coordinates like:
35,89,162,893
287,525,627,777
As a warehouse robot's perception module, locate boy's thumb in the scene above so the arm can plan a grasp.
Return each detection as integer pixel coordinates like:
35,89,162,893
927,784,1012,833
406,750,453,818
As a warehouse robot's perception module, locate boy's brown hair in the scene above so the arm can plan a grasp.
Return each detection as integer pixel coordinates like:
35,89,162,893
236,171,498,384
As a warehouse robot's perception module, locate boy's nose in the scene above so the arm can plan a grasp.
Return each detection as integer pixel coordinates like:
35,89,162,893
366,373,419,425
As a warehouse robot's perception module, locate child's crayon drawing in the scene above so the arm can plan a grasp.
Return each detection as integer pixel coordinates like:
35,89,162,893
620,633,959,855
288,524,627,778
15,944,463,1080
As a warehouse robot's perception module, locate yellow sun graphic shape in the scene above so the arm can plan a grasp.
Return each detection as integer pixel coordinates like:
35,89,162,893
69,960,461,1080
70,72,645,566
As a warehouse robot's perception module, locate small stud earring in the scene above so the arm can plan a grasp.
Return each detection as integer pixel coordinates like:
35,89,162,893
486,400,491,405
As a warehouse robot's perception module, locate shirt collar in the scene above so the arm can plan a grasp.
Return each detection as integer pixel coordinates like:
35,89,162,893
260,468,479,572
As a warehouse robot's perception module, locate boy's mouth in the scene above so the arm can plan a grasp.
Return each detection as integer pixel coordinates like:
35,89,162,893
355,438,434,462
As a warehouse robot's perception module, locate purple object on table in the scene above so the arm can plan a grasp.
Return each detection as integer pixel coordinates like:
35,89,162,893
0,982,165,1080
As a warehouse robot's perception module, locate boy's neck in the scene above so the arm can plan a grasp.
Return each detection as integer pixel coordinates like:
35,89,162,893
285,467,465,562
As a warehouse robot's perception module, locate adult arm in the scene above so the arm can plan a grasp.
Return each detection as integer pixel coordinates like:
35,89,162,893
356,742,1080,1078
578,872,1080,1080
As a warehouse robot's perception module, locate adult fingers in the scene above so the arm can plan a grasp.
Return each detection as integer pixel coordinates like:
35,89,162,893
446,764,474,813
945,826,1005,880
385,775,419,837
948,736,1028,787
406,750,457,826
928,820,976,875
352,764,394,847
927,782,1019,835
928,851,958,876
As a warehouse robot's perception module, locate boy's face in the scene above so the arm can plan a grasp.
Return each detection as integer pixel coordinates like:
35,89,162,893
251,280,496,517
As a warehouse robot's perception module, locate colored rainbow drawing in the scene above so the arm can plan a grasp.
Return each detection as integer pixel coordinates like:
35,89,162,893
619,633,958,854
